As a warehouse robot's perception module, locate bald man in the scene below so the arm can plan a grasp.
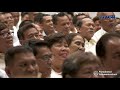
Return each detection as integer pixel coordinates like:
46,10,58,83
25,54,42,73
89,12,116,55
92,12,116,43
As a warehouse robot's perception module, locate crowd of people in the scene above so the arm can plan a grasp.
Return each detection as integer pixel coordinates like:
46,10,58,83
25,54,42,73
0,12,120,78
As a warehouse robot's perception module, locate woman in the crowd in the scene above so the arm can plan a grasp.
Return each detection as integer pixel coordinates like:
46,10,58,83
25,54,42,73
45,33,70,78
65,33,85,54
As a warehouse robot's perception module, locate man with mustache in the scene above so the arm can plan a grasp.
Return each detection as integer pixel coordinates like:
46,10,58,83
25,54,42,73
76,17,95,53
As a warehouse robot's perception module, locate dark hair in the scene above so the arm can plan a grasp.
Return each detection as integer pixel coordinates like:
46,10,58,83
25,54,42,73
72,15,78,26
65,33,84,46
44,33,66,48
5,46,33,67
65,12,74,17
62,52,101,78
17,23,36,40
96,32,120,60
77,13,90,18
24,39,49,56
34,13,44,23
75,17,92,28
75,19,83,28
0,22,7,32
73,13,90,26
93,16,100,22
52,12,69,25
21,12,29,18
34,13,50,24
19,20,33,28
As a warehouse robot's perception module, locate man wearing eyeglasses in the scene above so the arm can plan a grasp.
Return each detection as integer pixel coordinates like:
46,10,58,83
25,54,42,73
90,12,117,55
24,39,52,78
92,12,116,43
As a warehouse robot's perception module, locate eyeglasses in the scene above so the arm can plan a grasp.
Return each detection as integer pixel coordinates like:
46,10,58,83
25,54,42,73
99,15,115,20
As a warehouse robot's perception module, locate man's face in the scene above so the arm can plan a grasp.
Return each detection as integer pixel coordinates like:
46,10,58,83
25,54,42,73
11,12,19,26
94,20,101,32
55,16,71,35
0,28,13,52
99,12,116,31
79,18,95,41
22,14,30,21
42,16,54,31
7,52,39,78
21,27,40,45
4,13,14,29
103,38,120,73
35,47,52,78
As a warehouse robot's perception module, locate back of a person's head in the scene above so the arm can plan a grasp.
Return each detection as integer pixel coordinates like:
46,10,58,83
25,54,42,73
5,46,33,67
96,32,120,59
62,52,101,78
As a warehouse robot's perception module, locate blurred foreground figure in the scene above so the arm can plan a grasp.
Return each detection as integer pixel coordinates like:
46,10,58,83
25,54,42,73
62,51,104,78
